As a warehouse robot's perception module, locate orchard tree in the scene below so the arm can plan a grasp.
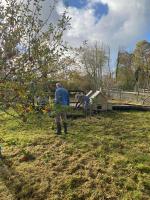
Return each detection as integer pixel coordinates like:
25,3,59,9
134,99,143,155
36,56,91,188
0,0,70,120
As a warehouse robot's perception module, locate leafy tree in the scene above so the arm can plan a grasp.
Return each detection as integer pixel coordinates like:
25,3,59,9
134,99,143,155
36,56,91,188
0,0,70,120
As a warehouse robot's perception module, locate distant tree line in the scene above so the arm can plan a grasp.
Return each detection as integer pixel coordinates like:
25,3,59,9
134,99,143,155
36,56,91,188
116,40,150,91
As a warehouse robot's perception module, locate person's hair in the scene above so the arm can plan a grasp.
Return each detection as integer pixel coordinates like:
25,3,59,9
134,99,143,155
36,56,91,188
81,91,85,95
56,82,62,88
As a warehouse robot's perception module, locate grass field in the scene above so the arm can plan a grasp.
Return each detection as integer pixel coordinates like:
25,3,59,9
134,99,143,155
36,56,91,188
0,111,150,200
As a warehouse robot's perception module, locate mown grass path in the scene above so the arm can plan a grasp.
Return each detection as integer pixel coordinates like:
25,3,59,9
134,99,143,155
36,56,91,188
0,111,150,200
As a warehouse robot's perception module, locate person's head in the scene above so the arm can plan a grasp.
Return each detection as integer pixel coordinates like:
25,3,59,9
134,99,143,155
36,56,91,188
81,91,85,95
56,82,62,88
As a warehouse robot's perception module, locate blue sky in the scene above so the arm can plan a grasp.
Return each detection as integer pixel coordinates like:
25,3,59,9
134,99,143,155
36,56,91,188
63,0,88,9
63,0,109,22
145,34,150,42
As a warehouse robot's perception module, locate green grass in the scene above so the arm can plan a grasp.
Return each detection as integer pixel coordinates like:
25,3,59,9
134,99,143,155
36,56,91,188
0,111,150,200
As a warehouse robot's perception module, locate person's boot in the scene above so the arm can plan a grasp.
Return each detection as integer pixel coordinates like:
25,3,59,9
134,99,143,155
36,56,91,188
56,123,61,135
63,122,67,134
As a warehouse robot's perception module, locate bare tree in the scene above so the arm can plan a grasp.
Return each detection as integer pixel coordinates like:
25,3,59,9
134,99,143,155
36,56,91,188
81,41,108,90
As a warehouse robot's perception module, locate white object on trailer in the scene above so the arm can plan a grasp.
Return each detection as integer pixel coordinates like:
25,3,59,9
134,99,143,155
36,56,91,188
90,90,101,99
86,90,93,97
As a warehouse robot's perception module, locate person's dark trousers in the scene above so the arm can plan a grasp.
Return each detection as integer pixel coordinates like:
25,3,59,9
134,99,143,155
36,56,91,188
75,102,79,109
63,122,67,134
56,122,61,135
55,112,67,134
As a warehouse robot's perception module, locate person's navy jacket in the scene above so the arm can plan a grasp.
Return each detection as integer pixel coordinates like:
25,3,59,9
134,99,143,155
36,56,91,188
55,87,69,106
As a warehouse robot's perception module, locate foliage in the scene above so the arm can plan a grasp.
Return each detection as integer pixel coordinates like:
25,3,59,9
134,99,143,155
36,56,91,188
65,71,92,91
0,0,71,120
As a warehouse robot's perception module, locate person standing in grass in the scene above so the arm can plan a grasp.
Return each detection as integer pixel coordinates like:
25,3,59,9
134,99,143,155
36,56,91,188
55,83,70,135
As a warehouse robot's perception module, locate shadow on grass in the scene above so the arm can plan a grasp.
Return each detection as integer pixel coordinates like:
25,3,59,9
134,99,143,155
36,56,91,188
0,156,51,200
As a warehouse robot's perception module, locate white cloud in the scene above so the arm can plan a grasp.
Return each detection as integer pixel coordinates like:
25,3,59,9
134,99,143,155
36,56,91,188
56,0,150,68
